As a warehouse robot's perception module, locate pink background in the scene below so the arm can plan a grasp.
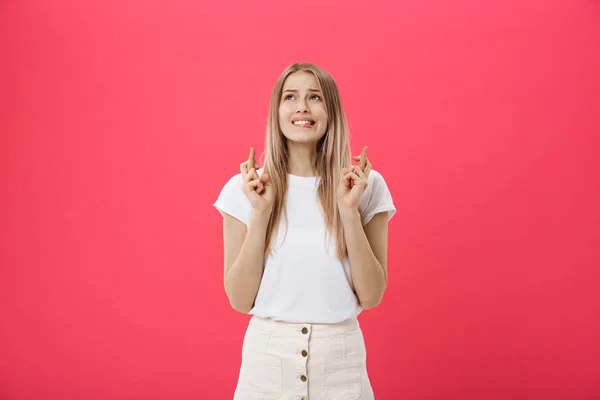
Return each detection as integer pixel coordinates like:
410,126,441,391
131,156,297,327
1,0,599,399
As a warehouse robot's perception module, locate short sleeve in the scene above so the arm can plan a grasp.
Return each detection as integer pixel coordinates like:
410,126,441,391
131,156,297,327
358,169,396,226
213,173,252,225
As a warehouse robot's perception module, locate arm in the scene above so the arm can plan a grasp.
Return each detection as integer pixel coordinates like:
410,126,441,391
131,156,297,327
221,209,271,313
340,210,389,310
220,147,274,313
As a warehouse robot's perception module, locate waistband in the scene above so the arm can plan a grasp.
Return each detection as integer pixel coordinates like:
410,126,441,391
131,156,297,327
248,315,361,338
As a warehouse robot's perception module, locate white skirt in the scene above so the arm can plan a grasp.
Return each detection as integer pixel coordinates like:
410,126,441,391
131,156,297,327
233,315,375,400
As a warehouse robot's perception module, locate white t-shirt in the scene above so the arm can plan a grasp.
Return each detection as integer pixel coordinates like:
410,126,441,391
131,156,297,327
213,168,396,324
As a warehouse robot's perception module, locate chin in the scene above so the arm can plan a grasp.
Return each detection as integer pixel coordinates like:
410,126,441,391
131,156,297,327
285,135,321,145
282,127,326,145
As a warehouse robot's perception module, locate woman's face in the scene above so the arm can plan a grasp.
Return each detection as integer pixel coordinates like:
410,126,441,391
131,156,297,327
278,71,328,145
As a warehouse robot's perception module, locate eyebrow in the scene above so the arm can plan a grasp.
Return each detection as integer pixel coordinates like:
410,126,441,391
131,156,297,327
282,88,322,93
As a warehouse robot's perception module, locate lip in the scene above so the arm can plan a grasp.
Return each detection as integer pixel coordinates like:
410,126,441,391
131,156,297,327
291,118,315,128
292,117,315,122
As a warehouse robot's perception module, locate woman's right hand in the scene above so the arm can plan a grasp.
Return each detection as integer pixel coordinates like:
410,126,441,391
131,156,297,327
240,147,273,215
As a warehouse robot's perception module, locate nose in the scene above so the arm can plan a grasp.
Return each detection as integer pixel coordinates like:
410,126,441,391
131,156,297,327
295,98,309,113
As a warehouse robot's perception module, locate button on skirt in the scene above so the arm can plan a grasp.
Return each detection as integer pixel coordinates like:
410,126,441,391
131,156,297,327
233,315,375,400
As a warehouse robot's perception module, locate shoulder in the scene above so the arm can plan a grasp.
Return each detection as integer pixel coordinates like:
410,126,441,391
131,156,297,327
217,168,268,201
227,168,266,181
221,168,265,188
214,171,256,224
226,172,243,185
360,168,389,202
217,173,243,196
365,168,391,193
367,168,386,184
359,168,396,225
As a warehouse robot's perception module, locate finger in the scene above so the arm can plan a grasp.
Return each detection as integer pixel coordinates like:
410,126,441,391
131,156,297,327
364,163,372,180
354,165,365,178
343,171,359,186
344,174,352,187
258,173,268,186
360,146,368,170
353,155,362,169
356,155,371,180
346,171,362,184
248,177,263,190
252,150,261,170
354,166,369,188
241,161,250,180
346,169,362,179
248,147,255,170
345,170,365,187
245,167,258,184
250,169,263,189
341,168,351,183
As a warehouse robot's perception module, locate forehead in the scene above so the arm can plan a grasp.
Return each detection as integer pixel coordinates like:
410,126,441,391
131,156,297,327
282,71,320,90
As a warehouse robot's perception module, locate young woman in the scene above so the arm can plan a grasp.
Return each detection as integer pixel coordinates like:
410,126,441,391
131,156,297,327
214,63,396,400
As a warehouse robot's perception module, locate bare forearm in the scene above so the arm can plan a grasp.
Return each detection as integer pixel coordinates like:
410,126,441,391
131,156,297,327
225,210,271,312
340,210,386,309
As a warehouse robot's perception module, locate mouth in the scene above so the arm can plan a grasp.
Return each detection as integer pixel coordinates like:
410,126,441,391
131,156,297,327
292,119,315,127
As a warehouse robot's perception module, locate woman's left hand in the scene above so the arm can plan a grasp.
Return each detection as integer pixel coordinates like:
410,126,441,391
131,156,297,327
337,146,372,213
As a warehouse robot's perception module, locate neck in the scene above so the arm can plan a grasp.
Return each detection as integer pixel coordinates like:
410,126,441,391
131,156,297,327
287,141,318,177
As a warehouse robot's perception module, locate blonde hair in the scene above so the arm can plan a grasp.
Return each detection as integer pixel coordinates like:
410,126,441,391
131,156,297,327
262,63,352,260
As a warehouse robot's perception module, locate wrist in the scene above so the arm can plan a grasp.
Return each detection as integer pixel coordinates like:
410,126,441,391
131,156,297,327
338,207,361,224
248,209,272,230
251,208,272,220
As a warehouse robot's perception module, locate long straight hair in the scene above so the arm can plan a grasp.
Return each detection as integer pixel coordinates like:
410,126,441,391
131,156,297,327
262,63,352,260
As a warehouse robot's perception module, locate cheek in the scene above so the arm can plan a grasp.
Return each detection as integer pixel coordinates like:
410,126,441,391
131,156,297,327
278,105,291,122
317,108,328,124
312,104,326,118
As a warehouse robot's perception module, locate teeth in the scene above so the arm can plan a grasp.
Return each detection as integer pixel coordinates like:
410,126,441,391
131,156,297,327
293,121,312,125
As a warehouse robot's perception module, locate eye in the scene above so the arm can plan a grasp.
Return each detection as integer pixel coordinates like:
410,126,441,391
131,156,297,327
310,94,322,101
284,94,295,100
